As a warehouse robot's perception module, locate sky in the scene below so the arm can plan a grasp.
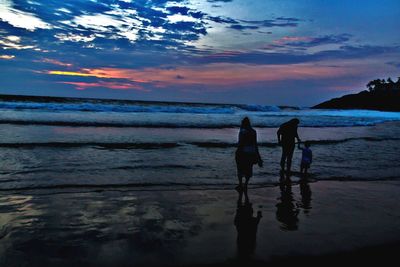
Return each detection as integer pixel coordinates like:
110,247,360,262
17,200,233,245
0,0,399,106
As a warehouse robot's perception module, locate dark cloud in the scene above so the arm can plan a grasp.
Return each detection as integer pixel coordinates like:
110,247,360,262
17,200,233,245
275,17,301,22
193,44,400,65
207,0,233,2
167,6,191,15
243,17,301,27
189,11,206,19
206,15,301,29
165,21,207,35
273,34,353,48
294,34,351,47
206,15,301,32
229,24,259,31
207,16,238,24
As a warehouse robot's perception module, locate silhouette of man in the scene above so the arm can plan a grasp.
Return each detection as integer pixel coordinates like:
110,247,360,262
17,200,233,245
277,118,301,175
234,187,262,259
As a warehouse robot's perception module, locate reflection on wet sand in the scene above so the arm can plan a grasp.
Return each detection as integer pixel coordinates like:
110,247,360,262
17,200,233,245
299,179,312,214
276,182,299,231
276,172,313,230
0,191,207,266
234,187,262,259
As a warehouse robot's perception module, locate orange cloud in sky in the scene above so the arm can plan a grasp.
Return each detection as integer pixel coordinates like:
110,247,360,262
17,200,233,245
48,70,105,77
60,81,147,91
42,58,73,67
0,55,15,59
48,62,365,90
273,36,313,45
205,51,243,59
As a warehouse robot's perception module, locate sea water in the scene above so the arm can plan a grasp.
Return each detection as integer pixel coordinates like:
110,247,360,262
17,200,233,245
1,97,400,191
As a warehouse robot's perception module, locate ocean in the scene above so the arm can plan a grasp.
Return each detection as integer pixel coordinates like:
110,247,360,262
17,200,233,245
2,96,400,266
1,96,400,191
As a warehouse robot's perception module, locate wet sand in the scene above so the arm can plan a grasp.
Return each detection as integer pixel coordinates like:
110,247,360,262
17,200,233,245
1,180,400,266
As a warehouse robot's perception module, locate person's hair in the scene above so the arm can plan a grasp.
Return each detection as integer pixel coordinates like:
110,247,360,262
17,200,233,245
305,141,311,147
241,117,251,129
290,118,300,125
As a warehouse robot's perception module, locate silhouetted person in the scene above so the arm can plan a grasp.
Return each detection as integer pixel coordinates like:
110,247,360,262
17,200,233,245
276,173,299,231
299,179,312,214
234,187,262,259
235,117,263,189
277,118,300,176
298,141,312,177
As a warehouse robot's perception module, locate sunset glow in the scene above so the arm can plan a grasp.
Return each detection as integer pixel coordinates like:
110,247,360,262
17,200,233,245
0,0,399,105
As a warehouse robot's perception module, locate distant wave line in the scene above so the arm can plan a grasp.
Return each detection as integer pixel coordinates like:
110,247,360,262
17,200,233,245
0,119,392,128
0,101,284,114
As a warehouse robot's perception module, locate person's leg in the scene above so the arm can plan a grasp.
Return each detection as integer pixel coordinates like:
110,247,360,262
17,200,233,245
236,154,244,188
300,162,304,174
244,159,253,187
243,186,249,203
280,149,286,171
279,170,285,182
286,145,295,174
237,174,243,187
237,187,243,205
244,176,250,187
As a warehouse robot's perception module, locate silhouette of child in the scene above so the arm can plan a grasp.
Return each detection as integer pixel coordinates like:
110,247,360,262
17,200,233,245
298,141,312,176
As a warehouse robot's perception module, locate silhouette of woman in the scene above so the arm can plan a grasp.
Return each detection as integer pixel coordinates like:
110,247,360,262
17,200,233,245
235,117,263,189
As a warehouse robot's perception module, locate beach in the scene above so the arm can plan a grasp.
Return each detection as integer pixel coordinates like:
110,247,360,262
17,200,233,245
1,97,400,266
1,180,400,266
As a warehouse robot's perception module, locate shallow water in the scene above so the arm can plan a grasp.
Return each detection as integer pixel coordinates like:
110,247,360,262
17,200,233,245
1,98,400,191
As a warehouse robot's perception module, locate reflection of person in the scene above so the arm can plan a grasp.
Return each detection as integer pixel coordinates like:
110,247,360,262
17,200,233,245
276,175,299,231
299,180,312,214
277,118,300,175
235,117,263,189
298,141,312,176
234,187,262,258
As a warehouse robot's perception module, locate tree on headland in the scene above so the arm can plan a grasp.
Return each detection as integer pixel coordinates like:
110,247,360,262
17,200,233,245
366,76,400,92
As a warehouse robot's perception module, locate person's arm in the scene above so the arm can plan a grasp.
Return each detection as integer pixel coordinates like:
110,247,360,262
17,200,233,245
277,127,282,145
297,142,302,149
237,130,244,150
256,211,262,223
310,150,313,164
295,126,301,143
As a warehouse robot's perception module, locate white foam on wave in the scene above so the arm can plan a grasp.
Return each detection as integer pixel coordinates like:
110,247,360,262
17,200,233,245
0,100,400,128
0,101,237,114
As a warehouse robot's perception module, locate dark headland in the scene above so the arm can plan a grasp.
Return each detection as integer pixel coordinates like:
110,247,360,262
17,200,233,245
313,77,400,112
